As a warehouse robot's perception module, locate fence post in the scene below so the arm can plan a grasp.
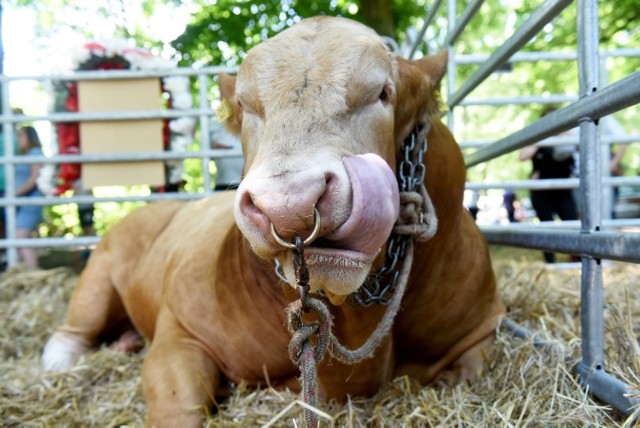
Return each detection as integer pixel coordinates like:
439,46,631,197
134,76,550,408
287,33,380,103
446,0,457,131
198,73,213,193
576,0,604,372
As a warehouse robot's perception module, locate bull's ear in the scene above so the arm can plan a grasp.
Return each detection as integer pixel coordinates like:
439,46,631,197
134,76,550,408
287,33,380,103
217,73,243,135
412,50,448,88
394,50,447,136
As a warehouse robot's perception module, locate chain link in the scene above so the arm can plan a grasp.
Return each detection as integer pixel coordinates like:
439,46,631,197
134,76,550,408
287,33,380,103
348,124,428,307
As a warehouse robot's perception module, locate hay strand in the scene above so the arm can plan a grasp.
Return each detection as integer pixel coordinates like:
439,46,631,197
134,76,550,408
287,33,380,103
2,260,640,426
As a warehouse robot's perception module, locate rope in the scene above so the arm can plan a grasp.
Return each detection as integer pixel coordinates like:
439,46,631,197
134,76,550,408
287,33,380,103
285,242,414,427
285,182,435,427
394,184,438,242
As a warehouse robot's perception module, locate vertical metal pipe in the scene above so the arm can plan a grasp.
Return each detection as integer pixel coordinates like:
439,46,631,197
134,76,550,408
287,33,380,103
446,0,457,131
408,0,444,60
443,0,485,47
1,78,18,265
598,58,613,221
577,0,604,373
198,73,212,193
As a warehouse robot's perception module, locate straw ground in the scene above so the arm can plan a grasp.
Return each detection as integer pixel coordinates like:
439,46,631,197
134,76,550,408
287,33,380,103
2,255,639,426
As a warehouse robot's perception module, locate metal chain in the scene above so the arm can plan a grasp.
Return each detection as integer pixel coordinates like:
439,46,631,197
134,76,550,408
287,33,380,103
348,124,428,307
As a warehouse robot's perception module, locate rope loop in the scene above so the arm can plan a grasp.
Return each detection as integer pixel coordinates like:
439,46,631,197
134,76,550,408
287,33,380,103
286,297,333,363
393,184,438,242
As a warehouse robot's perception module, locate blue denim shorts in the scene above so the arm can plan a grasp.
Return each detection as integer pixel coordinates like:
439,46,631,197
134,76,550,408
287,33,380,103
17,205,43,230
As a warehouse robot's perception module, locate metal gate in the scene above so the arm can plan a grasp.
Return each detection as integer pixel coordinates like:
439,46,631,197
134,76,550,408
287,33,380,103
1,0,639,419
406,0,640,417
1,66,240,264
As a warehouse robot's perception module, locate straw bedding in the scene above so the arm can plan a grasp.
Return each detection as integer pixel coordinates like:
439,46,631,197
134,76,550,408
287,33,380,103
2,259,640,427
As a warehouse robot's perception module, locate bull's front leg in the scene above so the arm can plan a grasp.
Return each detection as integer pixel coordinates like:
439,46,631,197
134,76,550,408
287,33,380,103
142,309,221,428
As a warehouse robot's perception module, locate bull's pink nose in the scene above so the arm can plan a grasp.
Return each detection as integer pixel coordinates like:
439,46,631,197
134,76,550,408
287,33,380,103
236,170,337,244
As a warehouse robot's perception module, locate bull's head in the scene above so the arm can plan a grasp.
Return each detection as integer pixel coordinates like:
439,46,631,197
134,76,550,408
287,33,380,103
219,16,446,304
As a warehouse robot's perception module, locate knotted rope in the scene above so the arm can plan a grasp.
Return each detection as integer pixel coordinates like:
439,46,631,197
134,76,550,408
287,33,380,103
285,183,435,427
394,184,438,242
280,122,437,427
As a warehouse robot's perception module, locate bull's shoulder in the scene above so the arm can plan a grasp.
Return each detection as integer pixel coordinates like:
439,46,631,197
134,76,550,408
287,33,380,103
101,200,188,248
105,193,236,244
158,192,237,251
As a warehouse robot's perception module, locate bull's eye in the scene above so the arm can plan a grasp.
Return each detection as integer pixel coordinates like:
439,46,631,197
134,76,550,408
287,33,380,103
379,87,389,102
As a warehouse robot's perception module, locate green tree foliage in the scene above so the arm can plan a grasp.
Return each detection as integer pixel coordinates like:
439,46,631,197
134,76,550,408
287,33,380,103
171,0,438,66
172,1,357,67
172,0,638,187
8,0,640,225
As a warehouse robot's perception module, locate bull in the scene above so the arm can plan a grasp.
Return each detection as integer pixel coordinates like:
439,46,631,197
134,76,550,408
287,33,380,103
43,16,504,427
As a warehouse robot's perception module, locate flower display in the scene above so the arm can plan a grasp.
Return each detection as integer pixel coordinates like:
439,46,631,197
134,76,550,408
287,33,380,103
50,40,194,195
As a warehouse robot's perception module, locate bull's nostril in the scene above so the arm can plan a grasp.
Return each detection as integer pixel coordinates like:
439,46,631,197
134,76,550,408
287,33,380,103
325,172,337,192
238,188,271,228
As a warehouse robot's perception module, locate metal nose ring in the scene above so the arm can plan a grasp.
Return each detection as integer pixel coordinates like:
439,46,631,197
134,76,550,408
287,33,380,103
269,208,322,249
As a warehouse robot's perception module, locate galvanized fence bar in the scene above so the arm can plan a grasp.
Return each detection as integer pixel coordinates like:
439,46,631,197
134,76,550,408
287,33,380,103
0,149,243,164
480,228,640,264
455,47,640,64
198,73,213,193
574,365,640,416
0,192,205,207
465,71,640,167
459,94,577,106
446,0,458,129
443,0,485,47
501,318,563,352
448,0,573,109
482,218,640,229
461,134,639,148
465,176,640,191
408,0,444,59
2,78,18,265
575,0,619,410
0,237,100,249
3,107,217,123
0,66,236,83
437,0,640,417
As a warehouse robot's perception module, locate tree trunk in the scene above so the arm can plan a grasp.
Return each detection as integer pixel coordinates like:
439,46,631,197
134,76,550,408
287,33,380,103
358,0,396,39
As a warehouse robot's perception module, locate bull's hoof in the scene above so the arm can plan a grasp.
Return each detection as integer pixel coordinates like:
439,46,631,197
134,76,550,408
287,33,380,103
42,331,89,371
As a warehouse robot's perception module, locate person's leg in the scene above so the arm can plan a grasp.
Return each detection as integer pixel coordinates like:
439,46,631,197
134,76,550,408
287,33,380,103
16,228,38,269
552,190,581,262
16,206,42,270
555,190,578,221
78,204,96,236
531,191,556,263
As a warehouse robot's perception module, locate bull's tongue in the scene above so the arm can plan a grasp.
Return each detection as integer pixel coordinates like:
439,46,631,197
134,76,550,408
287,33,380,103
326,154,399,255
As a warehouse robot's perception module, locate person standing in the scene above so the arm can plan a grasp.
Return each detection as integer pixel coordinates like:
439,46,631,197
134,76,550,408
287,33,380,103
15,126,44,269
519,107,578,263
502,189,518,223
